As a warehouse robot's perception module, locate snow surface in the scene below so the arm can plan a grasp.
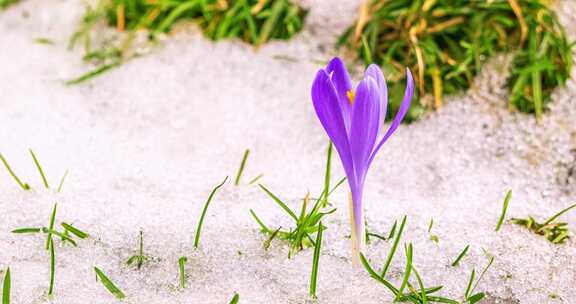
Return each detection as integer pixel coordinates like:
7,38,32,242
0,0,575,303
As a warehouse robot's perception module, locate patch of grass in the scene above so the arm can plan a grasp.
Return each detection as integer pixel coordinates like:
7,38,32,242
309,221,323,299
2,268,9,304
69,0,307,84
127,231,147,269
234,149,250,186
339,0,573,121
511,203,576,243
94,267,125,299
496,190,512,232
194,176,229,248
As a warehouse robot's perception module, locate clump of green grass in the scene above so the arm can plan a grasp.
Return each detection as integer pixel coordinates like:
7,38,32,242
512,203,576,243
338,0,573,121
127,231,147,269
69,0,307,84
360,215,493,304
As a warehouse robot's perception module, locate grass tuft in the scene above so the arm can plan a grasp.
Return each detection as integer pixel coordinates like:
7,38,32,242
127,231,147,269
511,203,576,243
339,0,573,121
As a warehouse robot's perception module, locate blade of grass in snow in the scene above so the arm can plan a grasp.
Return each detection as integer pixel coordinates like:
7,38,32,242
11,228,42,233
94,267,125,299
42,228,77,246
194,176,228,248
512,202,576,243
451,245,469,267
386,220,397,241
496,190,512,232
127,231,146,269
470,256,494,295
61,223,88,239
381,215,406,278
234,149,250,186
46,204,57,250
411,266,427,304
258,184,298,221
229,293,239,304
0,153,30,190
395,243,413,300
29,149,49,189
464,269,475,299
65,62,121,85
57,170,69,193
248,174,263,185
48,238,55,296
263,227,281,250
321,142,332,207
178,257,187,288
2,268,9,304
309,222,323,299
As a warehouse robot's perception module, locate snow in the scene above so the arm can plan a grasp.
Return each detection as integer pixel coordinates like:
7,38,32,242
0,0,575,303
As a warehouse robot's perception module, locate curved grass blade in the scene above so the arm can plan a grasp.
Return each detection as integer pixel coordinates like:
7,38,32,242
258,184,297,221
395,243,413,300
495,190,512,232
94,267,125,299
194,176,228,248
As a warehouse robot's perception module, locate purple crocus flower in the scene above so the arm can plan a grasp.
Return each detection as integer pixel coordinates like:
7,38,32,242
311,57,414,265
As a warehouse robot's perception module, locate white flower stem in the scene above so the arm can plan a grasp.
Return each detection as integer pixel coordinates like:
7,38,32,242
349,191,366,267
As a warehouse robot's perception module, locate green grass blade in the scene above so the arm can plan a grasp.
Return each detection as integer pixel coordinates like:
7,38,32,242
495,190,512,232
41,228,77,246
0,153,30,190
46,203,58,250
60,223,88,239
29,149,49,189
2,268,9,304
234,149,250,186
48,238,55,295
411,266,427,304
11,228,41,233
249,209,272,233
194,176,228,248
471,256,494,294
57,169,69,193
322,142,333,206
178,256,187,288
94,267,125,299
309,222,323,299
258,184,298,221
464,269,475,299
381,215,406,278
386,220,397,241
396,243,413,300
542,203,576,226
65,62,121,85
229,293,239,304
451,245,469,267
247,174,263,185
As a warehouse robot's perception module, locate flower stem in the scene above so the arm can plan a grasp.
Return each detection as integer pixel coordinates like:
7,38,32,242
349,192,366,267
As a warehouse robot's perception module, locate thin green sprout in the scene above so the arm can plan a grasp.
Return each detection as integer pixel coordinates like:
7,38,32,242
29,149,49,189
234,149,250,186
178,257,187,288
411,266,427,304
127,231,146,269
309,222,323,299
247,174,264,185
395,243,413,300
94,267,125,299
451,245,470,267
495,190,512,232
2,268,9,304
386,220,397,241
48,237,55,296
57,170,69,193
381,215,406,278
61,223,88,239
46,203,58,250
322,142,332,207
194,176,228,248
0,153,30,190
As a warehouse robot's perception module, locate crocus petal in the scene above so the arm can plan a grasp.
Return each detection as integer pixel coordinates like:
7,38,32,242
367,68,414,166
365,64,388,137
326,57,353,133
350,76,381,185
311,69,356,184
